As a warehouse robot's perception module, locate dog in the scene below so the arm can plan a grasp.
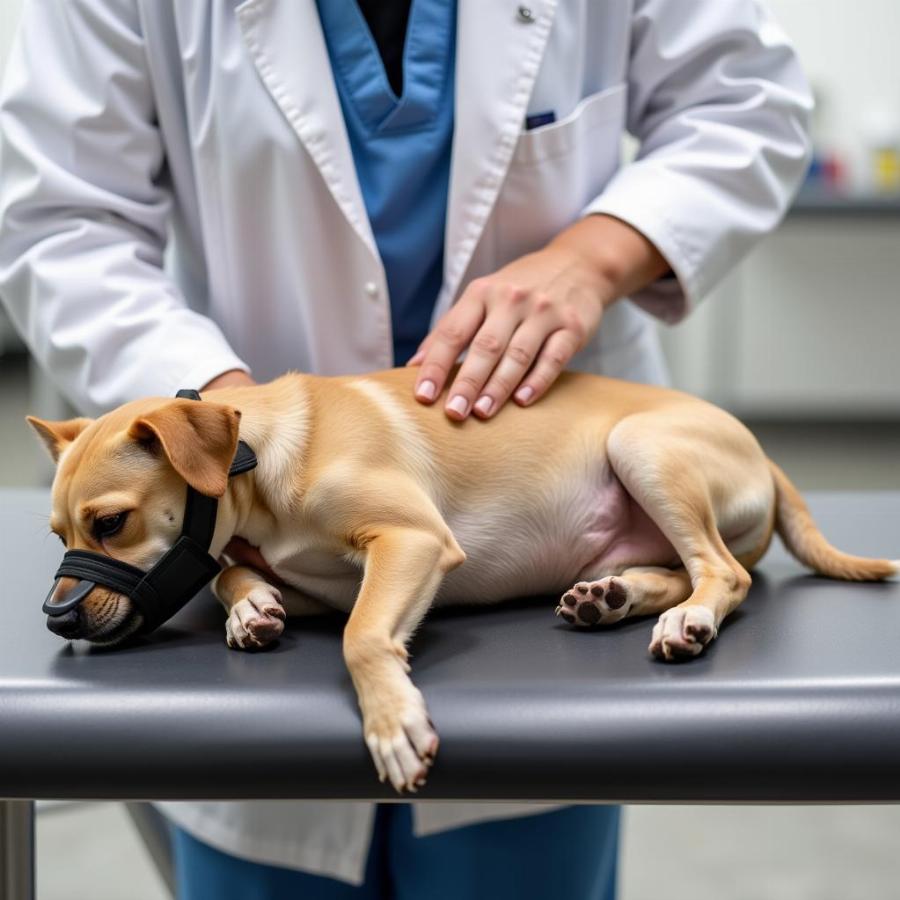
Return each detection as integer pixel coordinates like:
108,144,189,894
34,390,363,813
29,368,898,793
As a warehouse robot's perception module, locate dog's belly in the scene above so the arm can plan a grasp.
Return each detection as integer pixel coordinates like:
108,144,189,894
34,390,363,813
260,468,677,613
436,466,677,606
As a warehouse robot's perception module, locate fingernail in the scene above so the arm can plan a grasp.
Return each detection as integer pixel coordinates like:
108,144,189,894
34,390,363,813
515,385,534,404
416,380,436,401
474,395,493,416
447,395,469,417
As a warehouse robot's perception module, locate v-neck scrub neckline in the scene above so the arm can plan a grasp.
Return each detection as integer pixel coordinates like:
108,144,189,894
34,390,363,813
317,0,454,136
315,0,458,365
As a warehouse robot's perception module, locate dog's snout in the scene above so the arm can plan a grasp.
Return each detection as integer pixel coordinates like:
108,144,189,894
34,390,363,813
46,607,82,638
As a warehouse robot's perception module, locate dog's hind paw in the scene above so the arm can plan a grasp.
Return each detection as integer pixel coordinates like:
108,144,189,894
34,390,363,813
225,586,286,650
555,577,631,628
649,606,717,661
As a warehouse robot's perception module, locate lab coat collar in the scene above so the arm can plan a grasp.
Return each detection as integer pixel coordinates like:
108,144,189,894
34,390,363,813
234,0,559,313
235,0,379,259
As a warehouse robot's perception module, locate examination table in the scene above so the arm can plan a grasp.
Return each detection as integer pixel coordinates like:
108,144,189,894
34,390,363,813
2,488,899,898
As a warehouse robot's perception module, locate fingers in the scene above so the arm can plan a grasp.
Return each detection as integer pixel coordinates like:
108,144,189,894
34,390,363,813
441,307,525,420
412,292,486,405
410,262,604,419
444,306,583,420
467,319,546,418
406,344,426,367
512,328,582,406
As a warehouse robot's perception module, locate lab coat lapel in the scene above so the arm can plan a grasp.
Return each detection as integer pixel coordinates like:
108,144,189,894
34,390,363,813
235,0,378,257
439,0,558,317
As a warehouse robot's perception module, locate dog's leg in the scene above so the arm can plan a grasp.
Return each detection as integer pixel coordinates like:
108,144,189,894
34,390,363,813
557,566,693,628
607,410,770,661
343,525,464,794
215,566,330,650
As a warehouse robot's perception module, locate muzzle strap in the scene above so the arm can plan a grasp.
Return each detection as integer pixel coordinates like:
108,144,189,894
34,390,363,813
53,550,146,597
127,535,222,630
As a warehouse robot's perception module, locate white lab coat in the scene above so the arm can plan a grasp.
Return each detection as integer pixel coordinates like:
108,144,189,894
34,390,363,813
0,0,811,886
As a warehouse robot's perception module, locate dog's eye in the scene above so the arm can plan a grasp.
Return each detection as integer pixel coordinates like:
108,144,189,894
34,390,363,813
94,512,127,539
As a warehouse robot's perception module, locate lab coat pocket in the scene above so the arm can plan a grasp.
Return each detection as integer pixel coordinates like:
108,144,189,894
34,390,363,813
513,83,628,166
494,83,628,260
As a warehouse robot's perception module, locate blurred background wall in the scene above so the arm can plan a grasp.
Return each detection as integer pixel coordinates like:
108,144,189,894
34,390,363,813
662,0,900,421
0,2,897,899
2,0,898,487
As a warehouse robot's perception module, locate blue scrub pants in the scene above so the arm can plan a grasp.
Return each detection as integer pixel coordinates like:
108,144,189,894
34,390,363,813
173,803,620,900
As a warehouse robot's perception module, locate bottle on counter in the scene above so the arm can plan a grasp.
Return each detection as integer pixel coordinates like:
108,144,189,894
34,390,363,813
861,107,900,193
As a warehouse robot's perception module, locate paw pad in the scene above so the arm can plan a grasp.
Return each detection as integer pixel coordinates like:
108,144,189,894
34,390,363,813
685,622,712,642
555,578,631,627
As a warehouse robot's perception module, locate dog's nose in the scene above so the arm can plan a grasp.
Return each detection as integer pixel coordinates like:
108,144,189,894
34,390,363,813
46,607,82,638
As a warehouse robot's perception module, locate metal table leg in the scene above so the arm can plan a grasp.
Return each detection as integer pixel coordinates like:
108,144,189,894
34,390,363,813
125,803,175,898
1,800,35,900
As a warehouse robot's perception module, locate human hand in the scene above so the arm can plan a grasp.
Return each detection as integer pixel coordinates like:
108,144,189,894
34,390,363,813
408,215,669,420
201,369,257,391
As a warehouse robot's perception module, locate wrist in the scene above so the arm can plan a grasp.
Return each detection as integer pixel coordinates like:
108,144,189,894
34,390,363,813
202,369,256,391
550,214,670,308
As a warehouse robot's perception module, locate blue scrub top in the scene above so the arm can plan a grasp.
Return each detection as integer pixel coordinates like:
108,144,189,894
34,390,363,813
316,0,457,365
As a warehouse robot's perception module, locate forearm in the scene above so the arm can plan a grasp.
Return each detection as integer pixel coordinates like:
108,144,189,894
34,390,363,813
410,211,674,420
547,214,671,309
0,205,250,412
584,0,813,319
0,0,250,413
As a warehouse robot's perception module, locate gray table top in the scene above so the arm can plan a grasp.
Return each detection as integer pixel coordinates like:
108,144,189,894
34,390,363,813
2,488,899,803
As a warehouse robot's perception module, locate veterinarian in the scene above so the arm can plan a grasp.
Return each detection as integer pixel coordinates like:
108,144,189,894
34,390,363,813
0,0,811,896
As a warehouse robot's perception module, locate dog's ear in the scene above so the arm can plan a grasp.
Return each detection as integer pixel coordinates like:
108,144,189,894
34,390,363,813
127,399,241,498
26,416,93,463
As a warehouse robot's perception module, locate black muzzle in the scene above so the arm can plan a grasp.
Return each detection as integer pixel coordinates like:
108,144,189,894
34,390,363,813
43,389,257,636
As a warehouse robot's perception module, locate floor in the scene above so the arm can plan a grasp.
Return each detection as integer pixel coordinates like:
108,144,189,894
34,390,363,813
37,804,169,900
5,352,899,899
35,802,900,900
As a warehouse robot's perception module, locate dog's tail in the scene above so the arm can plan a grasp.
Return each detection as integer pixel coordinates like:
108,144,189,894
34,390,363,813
769,460,898,581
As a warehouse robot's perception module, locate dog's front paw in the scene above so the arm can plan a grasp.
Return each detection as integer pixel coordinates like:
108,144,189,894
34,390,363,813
363,689,439,795
225,586,286,650
649,606,717,661
556,577,630,627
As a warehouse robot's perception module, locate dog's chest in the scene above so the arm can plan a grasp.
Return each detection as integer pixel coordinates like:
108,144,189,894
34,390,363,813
265,538,362,610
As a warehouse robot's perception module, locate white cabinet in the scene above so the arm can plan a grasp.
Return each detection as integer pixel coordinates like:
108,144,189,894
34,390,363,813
659,214,900,419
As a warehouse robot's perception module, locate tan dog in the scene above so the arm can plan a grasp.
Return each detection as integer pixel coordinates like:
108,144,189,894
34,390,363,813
30,368,898,792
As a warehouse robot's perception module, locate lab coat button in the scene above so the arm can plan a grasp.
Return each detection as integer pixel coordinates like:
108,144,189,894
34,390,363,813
364,281,379,298
516,5,535,23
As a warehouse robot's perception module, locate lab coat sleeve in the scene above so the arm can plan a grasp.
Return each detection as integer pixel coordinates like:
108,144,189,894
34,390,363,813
0,0,250,415
583,0,814,324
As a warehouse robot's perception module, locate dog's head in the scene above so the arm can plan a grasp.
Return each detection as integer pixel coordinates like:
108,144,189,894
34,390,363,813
29,397,241,644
